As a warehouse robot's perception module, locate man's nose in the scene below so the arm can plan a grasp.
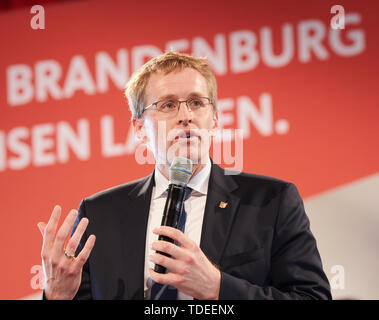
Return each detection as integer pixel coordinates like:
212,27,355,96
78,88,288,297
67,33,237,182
177,101,193,124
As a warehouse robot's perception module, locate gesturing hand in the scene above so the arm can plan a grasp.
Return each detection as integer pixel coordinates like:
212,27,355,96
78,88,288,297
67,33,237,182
37,205,96,300
149,226,221,300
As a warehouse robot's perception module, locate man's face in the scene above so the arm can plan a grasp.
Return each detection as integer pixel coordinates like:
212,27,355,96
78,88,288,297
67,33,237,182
133,68,218,168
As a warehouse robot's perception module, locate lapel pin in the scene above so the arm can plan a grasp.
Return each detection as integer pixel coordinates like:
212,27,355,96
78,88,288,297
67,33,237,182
219,201,228,209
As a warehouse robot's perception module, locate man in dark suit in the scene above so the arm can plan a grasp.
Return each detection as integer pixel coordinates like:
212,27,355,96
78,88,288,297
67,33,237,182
38,52,331,300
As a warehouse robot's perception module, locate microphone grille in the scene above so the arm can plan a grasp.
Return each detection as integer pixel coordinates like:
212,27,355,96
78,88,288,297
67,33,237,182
169,157,193,186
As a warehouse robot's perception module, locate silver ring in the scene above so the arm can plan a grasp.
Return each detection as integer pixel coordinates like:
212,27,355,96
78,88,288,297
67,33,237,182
64,250,74,259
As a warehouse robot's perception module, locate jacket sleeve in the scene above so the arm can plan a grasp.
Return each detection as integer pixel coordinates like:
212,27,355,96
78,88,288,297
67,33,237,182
72,199,93,300
219,183,332,300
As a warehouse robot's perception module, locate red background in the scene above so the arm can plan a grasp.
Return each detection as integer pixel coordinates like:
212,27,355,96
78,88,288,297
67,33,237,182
0,0,378,299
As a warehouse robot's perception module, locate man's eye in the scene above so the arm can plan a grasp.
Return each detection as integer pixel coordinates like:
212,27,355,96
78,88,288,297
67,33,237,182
160,101,177,110
189,99,204,107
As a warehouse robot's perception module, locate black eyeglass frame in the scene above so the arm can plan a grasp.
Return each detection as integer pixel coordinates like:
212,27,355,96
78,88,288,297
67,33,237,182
141,96,214,116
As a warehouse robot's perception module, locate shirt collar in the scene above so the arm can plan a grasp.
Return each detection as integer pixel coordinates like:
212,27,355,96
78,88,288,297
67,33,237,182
153,157,211,199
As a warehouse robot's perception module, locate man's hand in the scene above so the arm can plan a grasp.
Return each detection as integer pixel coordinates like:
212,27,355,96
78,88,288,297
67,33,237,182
149,226,220,300
37,205,96,300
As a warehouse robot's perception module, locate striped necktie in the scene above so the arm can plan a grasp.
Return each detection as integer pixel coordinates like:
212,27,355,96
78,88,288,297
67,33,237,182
150,186,192,300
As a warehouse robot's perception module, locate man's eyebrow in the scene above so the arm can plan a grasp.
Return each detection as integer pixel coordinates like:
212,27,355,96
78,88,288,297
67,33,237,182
187,91,206,98
158,92,206,101
157,94,177,101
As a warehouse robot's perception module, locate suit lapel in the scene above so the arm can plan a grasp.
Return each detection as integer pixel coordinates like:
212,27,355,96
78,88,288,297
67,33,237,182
200,164,240,267
120,173,154,299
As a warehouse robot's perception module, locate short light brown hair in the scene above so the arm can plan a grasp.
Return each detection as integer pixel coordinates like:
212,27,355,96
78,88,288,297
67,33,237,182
125,51,218,119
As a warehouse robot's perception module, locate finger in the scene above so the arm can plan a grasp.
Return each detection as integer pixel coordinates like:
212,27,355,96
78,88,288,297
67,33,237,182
153,226,195,249
149,267,183,287
44,205,62,250
152,239,184,260
65,217,89,256
37,222,46,237
150,252,185,275
75,234,96,269
52,209,78,254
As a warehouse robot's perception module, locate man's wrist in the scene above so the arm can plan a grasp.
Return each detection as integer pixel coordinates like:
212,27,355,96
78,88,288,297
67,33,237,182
208,268,221,300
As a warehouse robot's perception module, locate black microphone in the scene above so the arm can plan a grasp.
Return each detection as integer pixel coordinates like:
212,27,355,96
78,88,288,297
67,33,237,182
154,157,192,274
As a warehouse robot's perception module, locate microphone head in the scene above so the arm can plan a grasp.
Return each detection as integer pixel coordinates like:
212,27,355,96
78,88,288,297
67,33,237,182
169,157,193,186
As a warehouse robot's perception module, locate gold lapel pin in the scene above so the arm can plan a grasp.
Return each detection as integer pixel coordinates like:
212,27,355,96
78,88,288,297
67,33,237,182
219,201,228,209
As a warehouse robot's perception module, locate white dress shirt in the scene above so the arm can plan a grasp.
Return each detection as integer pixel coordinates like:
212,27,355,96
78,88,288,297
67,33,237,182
144,158,211,300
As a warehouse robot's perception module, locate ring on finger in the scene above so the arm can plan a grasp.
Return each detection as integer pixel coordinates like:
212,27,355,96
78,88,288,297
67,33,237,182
64,250,75,259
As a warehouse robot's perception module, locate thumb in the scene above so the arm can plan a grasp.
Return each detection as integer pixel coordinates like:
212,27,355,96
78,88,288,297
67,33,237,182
37,222,46,236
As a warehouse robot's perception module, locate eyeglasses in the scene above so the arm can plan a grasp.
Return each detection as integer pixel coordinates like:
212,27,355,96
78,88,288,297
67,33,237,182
142,96,213,116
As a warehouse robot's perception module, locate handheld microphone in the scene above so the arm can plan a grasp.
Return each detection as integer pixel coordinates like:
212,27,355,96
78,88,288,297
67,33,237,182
154,157,192,274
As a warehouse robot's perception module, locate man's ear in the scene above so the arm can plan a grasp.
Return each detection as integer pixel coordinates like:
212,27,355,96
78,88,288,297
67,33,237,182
133,117,147,143
209,111,219,137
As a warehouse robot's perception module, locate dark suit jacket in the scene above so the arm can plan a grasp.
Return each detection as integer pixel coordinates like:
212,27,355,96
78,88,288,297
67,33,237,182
73,163,331,300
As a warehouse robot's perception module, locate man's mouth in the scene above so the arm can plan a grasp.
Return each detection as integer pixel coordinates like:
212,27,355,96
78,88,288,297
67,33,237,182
172,130,200,142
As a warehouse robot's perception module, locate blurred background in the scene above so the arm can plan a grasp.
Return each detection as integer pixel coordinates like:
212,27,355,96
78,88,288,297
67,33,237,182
0,0,378,299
